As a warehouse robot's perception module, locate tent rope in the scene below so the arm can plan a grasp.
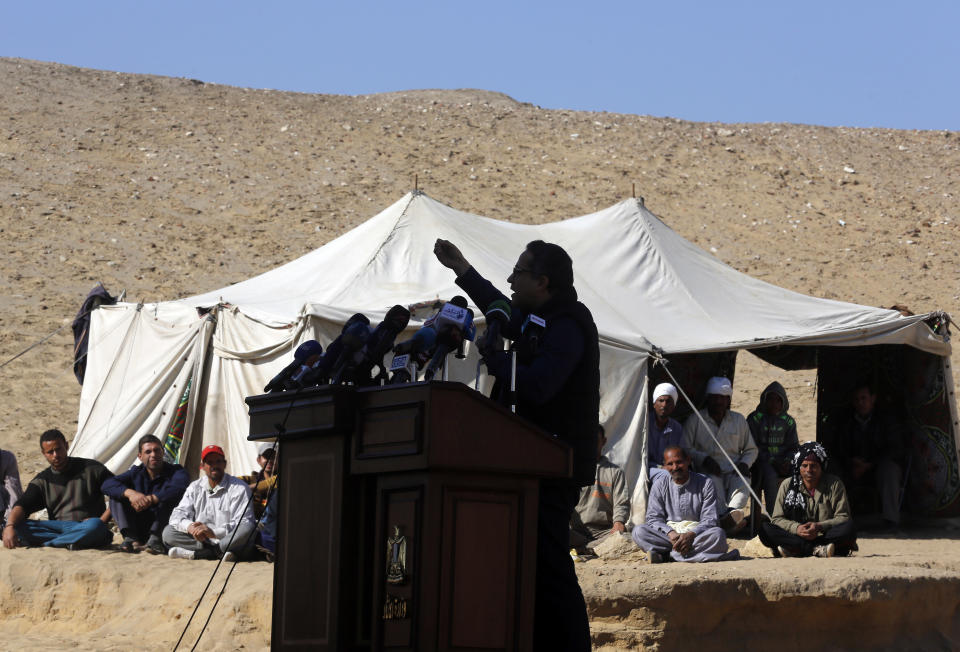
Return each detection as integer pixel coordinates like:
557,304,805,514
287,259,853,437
0,323,71,371
650,351,768,519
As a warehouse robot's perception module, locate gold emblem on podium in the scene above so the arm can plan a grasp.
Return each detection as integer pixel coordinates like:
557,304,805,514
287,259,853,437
386,525,408,585
383,594,408,620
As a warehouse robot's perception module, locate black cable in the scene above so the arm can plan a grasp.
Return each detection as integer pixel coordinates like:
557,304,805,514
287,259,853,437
189,454,280,652
172,385,300,652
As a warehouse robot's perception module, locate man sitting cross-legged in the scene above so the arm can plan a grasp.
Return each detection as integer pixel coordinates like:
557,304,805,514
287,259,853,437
163,445,255,561
2,429,113,550
759,442,858,558
632,446,740,563
102,434,189,554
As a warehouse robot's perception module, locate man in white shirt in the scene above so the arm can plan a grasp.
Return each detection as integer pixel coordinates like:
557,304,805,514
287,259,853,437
682,376,757,533
162,445,256,561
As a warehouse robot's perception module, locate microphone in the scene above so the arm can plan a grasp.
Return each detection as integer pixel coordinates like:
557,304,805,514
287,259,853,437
521,314,546,356
347,305,411,385
329,319,374,384
389,326,437,384
263,340,324,393
423,300,476,381
480,299,511,359
302,313,370,386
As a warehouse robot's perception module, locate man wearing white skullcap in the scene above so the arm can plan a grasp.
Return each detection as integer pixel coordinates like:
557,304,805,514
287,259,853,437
648,383,683,481
682,376,758,533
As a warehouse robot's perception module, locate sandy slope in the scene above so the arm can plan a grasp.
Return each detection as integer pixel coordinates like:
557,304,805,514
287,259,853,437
0,58,958,648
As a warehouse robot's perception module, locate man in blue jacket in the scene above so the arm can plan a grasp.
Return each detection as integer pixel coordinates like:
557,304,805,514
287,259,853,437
435,238,600,652
102,434,189,554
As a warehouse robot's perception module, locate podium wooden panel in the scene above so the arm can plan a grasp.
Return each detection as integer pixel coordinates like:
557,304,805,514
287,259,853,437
247,381,571,652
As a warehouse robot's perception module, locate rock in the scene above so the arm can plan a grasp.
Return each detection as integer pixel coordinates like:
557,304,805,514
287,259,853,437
593,532,637,559
843,165,856,173
740,535,774,558
717,128,734,136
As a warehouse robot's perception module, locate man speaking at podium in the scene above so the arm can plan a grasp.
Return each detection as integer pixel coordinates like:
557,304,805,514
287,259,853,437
435,238,599,650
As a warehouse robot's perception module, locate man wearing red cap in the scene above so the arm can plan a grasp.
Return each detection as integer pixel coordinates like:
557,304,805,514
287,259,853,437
162,445,255,561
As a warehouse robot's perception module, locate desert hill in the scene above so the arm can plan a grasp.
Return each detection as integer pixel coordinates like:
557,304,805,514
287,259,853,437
1,56,959,651
2,57,957,478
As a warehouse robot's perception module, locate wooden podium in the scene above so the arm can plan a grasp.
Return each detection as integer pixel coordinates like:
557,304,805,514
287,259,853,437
246,381,571,652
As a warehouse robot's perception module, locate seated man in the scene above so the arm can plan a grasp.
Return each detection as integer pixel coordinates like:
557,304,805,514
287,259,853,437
238,442,277,520
632,446,740,563
759,442,858,558
682,376,757,532
2,429,113,550
102,434,189,554
747,381,799,515
648,383,683,482
829,383,904,528
0,446,23,527
569,425,630,553
163,445,255,561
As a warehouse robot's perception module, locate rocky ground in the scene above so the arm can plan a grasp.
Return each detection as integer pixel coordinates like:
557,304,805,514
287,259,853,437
0,57,958,648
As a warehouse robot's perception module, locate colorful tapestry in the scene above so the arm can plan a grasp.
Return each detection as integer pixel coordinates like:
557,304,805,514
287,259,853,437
163,376,192,464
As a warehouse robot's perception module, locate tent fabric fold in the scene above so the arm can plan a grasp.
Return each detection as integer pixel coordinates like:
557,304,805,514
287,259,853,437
71,191,952,521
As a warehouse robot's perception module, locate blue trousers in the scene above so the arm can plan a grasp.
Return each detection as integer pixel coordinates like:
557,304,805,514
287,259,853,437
17,518,113,549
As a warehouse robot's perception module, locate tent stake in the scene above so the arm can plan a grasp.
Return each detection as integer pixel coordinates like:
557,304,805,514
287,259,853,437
415,174,418,191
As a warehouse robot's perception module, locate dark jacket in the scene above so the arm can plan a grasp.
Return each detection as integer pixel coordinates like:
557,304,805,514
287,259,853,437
102,461,190,509
457,267,600,485
747,381,799,464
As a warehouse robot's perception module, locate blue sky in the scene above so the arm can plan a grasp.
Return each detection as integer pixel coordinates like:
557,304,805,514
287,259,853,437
3,1,958,130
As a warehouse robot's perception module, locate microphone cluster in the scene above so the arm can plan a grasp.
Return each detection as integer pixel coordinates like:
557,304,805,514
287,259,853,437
264,297,485,392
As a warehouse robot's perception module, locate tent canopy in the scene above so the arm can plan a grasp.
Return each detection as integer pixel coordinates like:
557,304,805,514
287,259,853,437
71,191,951,520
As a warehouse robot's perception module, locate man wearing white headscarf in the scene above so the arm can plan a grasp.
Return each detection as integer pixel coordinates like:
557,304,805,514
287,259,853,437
648,383,683,482
682,376,758,530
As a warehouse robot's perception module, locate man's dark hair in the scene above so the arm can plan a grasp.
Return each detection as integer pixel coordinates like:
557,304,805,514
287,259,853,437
662,445,689,460
40,429,67,447
852,381,877,396
138,434,163,453
525,240,574,293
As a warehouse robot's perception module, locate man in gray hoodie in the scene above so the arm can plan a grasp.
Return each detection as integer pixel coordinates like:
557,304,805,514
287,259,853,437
747,382,799,514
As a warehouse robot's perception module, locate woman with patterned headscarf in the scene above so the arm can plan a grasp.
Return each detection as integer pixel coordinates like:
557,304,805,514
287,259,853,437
758,441,859,558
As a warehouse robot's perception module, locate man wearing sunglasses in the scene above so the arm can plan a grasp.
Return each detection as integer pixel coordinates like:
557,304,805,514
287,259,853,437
434,238,599,652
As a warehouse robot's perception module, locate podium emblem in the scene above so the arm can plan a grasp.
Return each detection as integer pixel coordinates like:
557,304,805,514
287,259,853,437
386,525,408,585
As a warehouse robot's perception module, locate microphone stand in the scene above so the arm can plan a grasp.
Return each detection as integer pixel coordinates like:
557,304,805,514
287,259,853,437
509,349,517,413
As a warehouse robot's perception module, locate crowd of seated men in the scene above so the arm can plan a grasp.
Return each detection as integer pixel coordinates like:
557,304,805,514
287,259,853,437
1,430,276,563
0,376,905,566
572,377,907,563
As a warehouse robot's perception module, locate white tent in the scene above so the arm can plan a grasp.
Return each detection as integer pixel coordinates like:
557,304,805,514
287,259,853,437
72,191,953,519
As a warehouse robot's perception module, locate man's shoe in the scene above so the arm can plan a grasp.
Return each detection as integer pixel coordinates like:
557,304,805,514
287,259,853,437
647,550,667,564
118,538,138,553
255,544,275,563
777,545,797,558
168,546,196,560
222,551,238,563
813,543,835,558
143,540,166,555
